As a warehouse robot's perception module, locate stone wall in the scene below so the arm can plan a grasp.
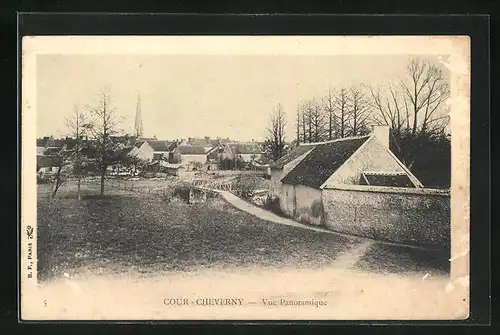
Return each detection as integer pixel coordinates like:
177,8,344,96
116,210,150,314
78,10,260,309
279,183,295,217
322,185,450,249
293,185,324,226
270,151,312,198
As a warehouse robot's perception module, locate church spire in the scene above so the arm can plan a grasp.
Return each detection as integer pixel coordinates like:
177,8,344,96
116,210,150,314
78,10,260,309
134,93,144,138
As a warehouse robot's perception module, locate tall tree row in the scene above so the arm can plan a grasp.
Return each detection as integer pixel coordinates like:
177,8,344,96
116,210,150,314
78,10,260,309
295,84,372,144
367,58,451,187
289,57,451,188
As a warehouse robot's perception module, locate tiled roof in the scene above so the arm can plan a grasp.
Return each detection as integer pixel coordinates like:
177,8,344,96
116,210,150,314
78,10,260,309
80,146,100,159
147,140,175,152
281,136,370,189
110,135,135,142
361,172,415,188
271,144,316,169
36,138,65,148
134,141,145,148
153,153,166,161
44,147,63,156
187,138,211,146
177,145,207,155
227,143,262,155
37,155,61,169
210,138,231,147
121,147,134,156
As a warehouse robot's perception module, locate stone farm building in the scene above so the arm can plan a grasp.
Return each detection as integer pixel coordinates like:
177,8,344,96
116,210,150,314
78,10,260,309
221,142,264,162
270,125,450,249
36,137,66,156
129,140,177,162
171,145,211,167
37,155,61,176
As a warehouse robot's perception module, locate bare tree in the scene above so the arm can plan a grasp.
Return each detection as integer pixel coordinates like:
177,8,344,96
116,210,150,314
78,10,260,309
64,105,88,200
300,101,309,143
84,87,122,196
295,103,302,144
322,88,338,140
400,58,450,136
48,151,73,199
296,100,312,143
264,103,287,161
347,86,371,136
367,83,409,136
310,98,327,142
305,100,313,143
333,87,349,138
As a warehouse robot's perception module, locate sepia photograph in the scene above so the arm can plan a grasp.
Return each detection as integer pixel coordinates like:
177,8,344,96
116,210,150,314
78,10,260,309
21,36,470,320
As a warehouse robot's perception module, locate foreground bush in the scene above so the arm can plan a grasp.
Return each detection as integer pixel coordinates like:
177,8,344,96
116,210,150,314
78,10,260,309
173,185,191,202
262,195,285,216
37,174,52,184
231,175,260,200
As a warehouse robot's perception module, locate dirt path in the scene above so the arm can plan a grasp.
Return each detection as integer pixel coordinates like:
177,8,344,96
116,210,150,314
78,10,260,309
334,241,375,270
217,190,431,252
218,191,349,235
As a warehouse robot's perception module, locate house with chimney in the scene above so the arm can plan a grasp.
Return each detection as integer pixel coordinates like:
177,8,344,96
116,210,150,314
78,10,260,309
129,140,177,163
269,125,424,226
170,145,210,169
37,155,62,176
220,142,264,162
36,137,66,156
210,137,232,147
182,137,214,150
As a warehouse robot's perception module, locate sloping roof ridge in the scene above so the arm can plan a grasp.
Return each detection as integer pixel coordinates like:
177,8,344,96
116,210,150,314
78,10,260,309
300,135,371,146
147,139,169,143
363,171,408,175
282,136,371,189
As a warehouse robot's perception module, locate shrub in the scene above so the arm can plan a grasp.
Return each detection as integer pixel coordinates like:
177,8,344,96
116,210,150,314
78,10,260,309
173,185,191,202
190,161,204,171
262,195,284,216
205,190,219,199
232,175,259,200
37,174,52,184
161,192,173,203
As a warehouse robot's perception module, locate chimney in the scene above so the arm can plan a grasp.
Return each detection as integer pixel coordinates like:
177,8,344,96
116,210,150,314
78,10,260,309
371,125,390,149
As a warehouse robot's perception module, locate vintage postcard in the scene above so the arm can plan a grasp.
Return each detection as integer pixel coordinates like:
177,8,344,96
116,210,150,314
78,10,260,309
20,35,470,320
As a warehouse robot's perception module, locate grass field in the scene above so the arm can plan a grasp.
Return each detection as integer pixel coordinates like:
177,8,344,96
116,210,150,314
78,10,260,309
36,178,450,283
37,181,360,282
354,243,450,275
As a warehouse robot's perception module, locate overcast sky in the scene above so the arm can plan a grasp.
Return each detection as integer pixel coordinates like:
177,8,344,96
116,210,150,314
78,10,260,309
37,54,447,141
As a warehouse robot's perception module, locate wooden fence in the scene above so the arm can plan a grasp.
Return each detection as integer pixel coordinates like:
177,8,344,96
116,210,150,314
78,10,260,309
105,176,237,195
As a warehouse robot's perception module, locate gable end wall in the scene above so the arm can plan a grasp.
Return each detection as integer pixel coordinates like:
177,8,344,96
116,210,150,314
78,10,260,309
269,150,313,198
136,142,154,161
323,137,407,187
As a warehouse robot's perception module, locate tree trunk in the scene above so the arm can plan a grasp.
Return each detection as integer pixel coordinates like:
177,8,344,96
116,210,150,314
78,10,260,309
50,180,56,200
77,177,81,200
329,115,332,140
51,166,63,198
340,104,345,138
100,167,105,196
